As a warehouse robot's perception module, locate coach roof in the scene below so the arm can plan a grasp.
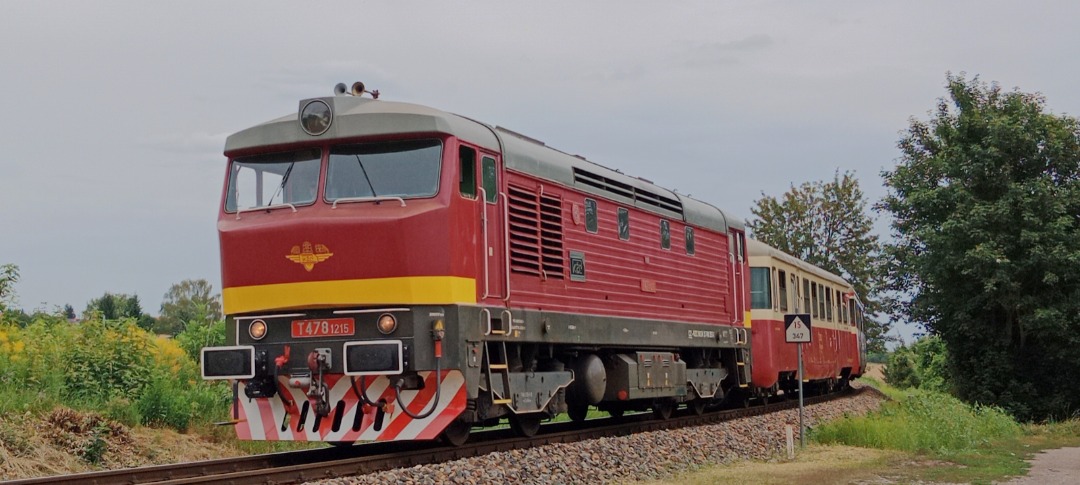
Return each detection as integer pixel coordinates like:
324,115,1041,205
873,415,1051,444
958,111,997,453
746,238,851,288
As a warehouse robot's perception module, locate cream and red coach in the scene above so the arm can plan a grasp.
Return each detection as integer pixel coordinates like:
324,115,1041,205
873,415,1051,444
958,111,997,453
201,82,763,444
746,239,867,397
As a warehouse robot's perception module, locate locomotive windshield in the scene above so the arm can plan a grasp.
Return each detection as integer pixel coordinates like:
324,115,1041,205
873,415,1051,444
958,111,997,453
326,139,442,201
225,148,321,212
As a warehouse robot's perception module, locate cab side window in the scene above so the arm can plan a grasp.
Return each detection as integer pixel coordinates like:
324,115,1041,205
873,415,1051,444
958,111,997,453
481,156,497,203
459,146,476,199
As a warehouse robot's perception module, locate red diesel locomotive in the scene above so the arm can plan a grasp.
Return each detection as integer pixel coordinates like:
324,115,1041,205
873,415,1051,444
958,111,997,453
201,82,864,445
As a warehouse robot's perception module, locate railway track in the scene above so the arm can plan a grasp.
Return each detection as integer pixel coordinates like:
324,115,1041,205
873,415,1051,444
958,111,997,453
7,387,868,485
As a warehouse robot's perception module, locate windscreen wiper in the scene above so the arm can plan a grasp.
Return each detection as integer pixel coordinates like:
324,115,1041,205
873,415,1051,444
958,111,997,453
268,162,295,205
355,155,377,196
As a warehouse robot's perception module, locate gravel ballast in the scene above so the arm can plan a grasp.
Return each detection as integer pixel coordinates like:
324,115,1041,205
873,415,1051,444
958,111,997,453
314,387,885,485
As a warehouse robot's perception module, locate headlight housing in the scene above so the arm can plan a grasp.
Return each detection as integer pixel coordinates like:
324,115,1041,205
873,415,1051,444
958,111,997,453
377,314,398,335
249,319,268,340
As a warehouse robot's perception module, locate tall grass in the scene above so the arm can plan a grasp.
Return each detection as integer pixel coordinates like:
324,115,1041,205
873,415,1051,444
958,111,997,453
813,385,1021,454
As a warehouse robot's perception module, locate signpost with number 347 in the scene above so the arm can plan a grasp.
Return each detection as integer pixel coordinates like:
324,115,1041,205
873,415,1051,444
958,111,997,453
784,313,812,343
784,313,812,447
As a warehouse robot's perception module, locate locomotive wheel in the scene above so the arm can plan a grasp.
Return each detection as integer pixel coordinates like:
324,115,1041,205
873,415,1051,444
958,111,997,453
568,403,590,423
652,399,675,420
510,413,543,437
690,398,707,416
441,418,471,447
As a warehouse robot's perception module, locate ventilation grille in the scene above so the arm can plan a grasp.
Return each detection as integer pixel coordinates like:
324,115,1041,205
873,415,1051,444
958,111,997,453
573,168,683,215
507,184,564,279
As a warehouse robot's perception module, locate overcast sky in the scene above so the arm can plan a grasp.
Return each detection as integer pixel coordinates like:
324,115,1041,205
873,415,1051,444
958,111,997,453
2,1,1078,343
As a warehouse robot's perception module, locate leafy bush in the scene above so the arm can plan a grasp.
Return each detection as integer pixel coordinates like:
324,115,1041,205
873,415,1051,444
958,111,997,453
137,376,191,431
884,335,951,393
176,319,226,362
884,345,919,388
0,313,233,432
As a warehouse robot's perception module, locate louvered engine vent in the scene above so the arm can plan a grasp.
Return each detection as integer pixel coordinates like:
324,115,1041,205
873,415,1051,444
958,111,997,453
507,184,565,279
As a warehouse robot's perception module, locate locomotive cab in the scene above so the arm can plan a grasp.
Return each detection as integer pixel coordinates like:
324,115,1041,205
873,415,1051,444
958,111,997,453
201,91,499,442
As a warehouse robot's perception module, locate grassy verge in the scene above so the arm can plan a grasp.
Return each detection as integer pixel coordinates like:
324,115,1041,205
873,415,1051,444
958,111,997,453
811,379,1080,484
643,378,1080,485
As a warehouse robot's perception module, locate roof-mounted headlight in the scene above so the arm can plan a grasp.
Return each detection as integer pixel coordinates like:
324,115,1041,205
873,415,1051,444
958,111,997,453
299,99,332,136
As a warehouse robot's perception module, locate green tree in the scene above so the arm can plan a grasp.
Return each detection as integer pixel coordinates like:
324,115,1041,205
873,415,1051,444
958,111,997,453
880,74,1080,421
62,304,76,321
0,263,19,311
747,171,889,352
84,292,156,331
156,279,223,336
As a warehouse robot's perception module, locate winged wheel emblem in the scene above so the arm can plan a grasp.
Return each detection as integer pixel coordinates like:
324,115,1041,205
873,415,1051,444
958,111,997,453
286,242,333,271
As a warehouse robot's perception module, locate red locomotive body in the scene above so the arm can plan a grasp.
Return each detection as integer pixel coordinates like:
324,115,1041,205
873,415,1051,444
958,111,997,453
200,83,857,445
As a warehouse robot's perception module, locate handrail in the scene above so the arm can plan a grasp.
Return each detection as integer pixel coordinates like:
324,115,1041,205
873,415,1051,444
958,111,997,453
236,203,296,220
500,309,513,336
502,192,511,303
479,188,489,300
480,308,492,336
331,196,406,208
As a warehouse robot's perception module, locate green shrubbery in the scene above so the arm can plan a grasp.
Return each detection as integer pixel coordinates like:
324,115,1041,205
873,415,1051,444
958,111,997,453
0,311,230,432
884,335,951,393
813,386,1021,454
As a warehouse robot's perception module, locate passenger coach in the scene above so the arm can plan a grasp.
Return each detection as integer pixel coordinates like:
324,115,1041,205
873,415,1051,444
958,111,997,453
747,239,866,398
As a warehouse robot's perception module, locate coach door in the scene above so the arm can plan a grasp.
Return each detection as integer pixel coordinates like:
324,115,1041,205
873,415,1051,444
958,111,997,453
480,154,507,302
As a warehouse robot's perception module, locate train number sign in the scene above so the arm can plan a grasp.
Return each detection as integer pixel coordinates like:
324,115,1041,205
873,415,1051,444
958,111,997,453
292,318,356,338
784,314,812,343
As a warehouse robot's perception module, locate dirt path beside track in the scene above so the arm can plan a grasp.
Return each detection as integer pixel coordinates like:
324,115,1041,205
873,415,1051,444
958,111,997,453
1003,447,1080,484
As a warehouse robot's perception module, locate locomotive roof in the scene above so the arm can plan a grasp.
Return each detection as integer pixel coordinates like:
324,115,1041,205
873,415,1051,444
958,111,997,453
224,95,744,234
746,238,851,288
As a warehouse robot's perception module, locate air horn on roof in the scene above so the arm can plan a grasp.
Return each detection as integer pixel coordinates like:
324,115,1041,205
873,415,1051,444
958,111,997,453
333,81,380,99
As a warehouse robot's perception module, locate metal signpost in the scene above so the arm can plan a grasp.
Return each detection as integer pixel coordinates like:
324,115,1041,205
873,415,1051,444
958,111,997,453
784,313,812,448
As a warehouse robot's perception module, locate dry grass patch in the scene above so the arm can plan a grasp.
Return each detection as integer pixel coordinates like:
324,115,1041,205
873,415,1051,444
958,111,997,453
0,408,248,481
642,445,908,485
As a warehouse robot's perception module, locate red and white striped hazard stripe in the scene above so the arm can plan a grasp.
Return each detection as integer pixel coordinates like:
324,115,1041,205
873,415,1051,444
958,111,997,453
233,370,466,442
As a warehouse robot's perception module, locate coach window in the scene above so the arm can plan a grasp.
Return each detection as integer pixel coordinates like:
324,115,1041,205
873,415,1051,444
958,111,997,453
685,227,696,255
481,156,497,203
584,199,598,233
810,282,819,319
618,208,630,240
839,290,847,324
818,284,827,320
750,267,771,309
778,270,788,312
802,278,811,314
660,220,671,249
849,299,856,326
825,287,833,322
459,146,476,199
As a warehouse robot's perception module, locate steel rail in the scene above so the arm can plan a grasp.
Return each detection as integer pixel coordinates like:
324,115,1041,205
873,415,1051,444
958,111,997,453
7,387,872,485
